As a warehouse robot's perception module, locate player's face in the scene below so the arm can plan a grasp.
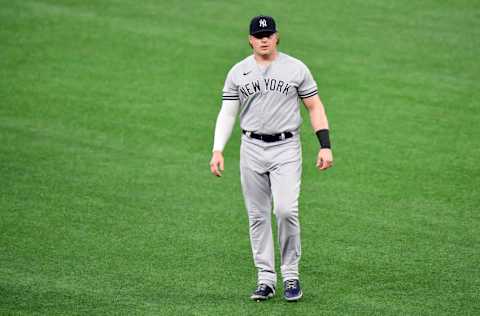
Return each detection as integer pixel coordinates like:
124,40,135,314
249,32,278,57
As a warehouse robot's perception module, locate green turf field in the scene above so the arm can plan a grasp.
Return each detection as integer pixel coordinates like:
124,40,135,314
1,0,479,314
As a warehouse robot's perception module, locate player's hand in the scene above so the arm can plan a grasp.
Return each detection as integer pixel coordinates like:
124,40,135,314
210,151,225,177
316,148,333,171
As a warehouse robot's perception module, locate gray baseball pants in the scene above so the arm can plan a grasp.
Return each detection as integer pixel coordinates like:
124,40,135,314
240,133,302,289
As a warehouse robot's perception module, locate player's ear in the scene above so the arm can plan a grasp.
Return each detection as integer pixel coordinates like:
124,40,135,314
248,35,254,48
276,32,280,45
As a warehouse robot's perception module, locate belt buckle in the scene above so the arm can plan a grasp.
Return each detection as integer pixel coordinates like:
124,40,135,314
246,131,252,138
280,132,286,141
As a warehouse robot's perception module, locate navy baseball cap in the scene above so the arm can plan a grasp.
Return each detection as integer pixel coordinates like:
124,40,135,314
249,15,277,36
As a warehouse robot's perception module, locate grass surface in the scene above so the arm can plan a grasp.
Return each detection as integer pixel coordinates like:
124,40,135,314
1,0,479,315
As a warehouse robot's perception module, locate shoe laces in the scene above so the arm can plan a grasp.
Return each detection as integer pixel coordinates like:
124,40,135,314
285,279,297,290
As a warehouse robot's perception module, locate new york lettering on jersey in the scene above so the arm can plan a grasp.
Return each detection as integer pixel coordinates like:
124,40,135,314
239,78,291,98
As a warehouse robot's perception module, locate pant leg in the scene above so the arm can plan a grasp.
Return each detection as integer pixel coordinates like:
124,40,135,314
240,140,276,288
269,140,302,282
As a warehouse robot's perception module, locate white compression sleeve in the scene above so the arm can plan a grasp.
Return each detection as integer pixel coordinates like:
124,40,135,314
212,99,240,152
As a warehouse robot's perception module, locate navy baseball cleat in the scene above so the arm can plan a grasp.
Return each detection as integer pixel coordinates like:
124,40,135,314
250,283,275,301
283,279,303,301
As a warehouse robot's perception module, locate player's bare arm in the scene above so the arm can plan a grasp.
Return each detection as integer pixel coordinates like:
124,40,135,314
303,95,333,171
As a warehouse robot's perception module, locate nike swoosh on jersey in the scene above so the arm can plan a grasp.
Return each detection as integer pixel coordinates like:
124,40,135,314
243,71,252,76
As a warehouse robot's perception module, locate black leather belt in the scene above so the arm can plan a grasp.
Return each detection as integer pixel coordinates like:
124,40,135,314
242,130,293,142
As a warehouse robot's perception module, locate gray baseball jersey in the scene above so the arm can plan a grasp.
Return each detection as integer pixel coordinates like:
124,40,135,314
222,52,318,134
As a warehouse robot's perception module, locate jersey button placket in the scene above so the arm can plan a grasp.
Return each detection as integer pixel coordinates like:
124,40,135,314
259,69,269,133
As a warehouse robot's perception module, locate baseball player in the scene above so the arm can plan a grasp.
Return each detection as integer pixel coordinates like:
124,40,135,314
209,15,333,302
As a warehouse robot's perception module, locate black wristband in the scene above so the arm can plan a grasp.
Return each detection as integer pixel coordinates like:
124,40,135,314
316,129,331,149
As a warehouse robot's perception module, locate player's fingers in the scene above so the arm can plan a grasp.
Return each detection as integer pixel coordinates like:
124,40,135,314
319,160,327,170
320,159,332,170
220,159,224,172
210,161,221,177
214,162,222,177
318,163,323,170
319,157,330,170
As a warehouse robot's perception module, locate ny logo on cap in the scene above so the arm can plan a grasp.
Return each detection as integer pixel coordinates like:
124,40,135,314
259,19,267,27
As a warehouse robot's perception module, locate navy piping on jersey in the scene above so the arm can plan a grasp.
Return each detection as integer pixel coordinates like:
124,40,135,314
298,89,318,99
222,93,240,100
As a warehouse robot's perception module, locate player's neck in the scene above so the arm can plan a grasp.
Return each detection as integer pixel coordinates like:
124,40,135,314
253,50,278,66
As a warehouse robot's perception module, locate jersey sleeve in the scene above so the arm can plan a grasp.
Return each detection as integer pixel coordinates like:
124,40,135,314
222,67,239,101
297,63,318,99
